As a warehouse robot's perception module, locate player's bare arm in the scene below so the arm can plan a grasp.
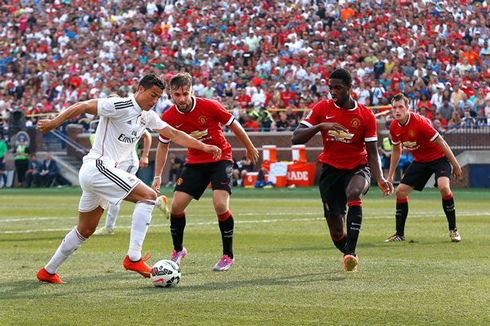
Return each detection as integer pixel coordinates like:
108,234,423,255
367,141,393,196
155,125,222,159
139,130,152,169
387,143,402,184
38,99,99,133
229,120,259,164
151,142,170,192
292,123,348,145
433,136,462,178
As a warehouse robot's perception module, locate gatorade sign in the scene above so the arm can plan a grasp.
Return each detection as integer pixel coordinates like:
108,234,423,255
287,163,316,187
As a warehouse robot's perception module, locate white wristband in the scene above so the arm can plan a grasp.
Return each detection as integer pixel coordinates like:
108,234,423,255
153,176,162,180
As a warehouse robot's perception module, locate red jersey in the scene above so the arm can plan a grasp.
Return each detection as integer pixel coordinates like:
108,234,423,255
389,112,444,163
301,100,377,170
159,97,234,164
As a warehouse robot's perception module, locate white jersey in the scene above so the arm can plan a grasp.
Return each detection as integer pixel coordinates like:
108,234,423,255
85,95,167,166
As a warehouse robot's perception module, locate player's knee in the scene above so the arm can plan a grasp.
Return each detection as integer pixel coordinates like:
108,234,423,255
395,185,410,199
214,203,229,215
142,188,157,201
438,184,451,196
346,192,362,202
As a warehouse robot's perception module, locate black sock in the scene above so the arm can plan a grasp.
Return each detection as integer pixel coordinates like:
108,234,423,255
346,204,362,255
396,199,409,236
332,233,347,254
442,194,456,230
170,214,186,251
219,215,234,259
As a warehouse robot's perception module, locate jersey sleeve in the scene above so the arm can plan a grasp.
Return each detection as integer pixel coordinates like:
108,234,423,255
146,110,168,131
420,116,440,142
97,97,133,118
364,110,378,142
158,110,173,144
389,121,400,145
300,101,323,127
213,100,235,126
97,98,117,117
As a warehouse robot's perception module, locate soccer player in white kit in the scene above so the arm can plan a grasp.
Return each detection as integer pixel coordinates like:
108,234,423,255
93,130,168,235
36,73,221,284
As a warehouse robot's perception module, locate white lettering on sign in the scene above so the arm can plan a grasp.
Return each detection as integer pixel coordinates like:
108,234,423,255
288,171,309,180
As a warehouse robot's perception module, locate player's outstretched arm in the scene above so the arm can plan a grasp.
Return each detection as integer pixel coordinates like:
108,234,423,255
38,100,98,133
387,143,402,184
151,141,169,192
433,136,462,178
229,120,259,164
155,125,222,159
366,141,393,196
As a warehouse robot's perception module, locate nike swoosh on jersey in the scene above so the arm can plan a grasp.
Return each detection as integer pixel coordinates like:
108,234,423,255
325,116,335,119
176,123,183,128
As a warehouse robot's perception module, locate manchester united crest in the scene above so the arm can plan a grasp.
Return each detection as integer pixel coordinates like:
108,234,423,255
409,130,416,137
176,178,183,186
351,118,361,128
198,115,208,125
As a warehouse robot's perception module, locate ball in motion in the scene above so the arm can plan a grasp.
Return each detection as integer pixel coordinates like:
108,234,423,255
151,259,181,288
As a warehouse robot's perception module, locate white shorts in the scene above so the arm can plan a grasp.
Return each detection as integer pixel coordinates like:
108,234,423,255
78,158,140,212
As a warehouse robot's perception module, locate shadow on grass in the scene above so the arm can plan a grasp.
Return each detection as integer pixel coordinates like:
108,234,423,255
0,270,348,299
0,236,65,242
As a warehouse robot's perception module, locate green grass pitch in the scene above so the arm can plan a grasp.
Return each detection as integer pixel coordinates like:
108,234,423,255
1,187,489,325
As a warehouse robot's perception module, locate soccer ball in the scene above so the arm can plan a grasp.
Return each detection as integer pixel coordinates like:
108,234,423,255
151,259,181,288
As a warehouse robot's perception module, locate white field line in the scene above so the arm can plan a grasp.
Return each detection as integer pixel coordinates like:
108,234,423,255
1,211,489,234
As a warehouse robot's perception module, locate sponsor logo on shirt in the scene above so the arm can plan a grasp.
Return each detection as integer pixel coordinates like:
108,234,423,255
118,134,138,143
402,141,418,149
189,129,209,139
327,130,354,142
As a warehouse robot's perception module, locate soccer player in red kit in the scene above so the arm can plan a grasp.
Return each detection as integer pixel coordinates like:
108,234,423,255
292,68,393,272
385,94,462,243
152,72,259,271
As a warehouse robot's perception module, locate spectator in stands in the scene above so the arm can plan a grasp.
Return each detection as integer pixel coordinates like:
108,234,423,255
25,153,42,188
0,0,489,137
431,84,445,109
40,152,59,187
437,97,455,122
275,112,291,132
258,107,274,132
461,111,477,128
13,137,29,188
0,136,8,188
447,111,462,129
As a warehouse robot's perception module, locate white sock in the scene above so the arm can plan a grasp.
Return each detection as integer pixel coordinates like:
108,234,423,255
128,201,155,261
105,204,120,231
45,227,87,274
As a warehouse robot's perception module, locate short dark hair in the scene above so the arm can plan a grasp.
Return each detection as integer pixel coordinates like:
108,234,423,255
138,72,165,90
391,93,409,106
169,72,193,90
329,68,352,86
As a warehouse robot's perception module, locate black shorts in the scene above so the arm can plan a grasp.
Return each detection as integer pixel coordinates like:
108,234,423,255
175,160,233,200
319,163,371,218
0,159,5,170
401,157,452,191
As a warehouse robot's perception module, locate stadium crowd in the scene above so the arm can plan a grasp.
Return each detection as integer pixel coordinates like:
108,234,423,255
0,0,490,136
